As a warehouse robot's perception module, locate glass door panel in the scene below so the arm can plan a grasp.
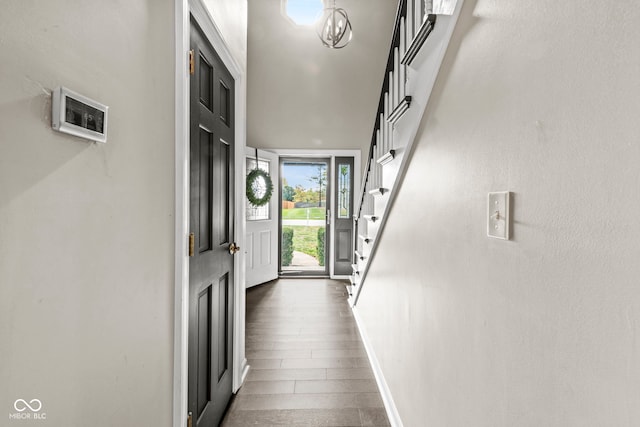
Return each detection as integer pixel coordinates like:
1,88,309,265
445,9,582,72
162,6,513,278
280,158,330,275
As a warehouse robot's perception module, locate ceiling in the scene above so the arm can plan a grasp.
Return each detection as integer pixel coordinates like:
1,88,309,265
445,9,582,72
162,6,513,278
247,0,398,155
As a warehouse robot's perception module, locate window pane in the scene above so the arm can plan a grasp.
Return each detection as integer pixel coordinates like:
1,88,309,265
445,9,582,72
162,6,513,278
338,163,351,218
246,158,270,221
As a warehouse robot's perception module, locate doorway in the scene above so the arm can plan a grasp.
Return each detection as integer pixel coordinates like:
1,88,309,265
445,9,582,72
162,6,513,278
279,158,330,276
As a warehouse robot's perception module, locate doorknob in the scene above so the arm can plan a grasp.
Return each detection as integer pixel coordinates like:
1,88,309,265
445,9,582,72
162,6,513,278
229,242,240,254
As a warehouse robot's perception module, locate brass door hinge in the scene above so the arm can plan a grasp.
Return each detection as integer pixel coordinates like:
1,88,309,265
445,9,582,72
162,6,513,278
189,49,195,75
188,232,195,257
187,411,193,427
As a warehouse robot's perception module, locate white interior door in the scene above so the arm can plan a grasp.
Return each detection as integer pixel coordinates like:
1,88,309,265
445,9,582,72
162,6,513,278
245,147,279,288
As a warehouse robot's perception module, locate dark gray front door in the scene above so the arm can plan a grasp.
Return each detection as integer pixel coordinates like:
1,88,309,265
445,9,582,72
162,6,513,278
188,16,235,427
333,157,354,275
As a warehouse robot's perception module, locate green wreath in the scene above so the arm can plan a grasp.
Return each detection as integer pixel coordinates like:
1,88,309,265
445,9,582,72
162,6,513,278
246,168,273,207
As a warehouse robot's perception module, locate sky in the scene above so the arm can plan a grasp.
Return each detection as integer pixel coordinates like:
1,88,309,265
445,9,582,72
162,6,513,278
282,163,327,190
285,0,324,25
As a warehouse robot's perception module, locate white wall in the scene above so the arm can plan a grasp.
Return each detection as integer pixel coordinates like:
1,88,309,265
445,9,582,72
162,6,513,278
357,0,640,426
0,2,175,425
203,0,248,70
246,0,396,157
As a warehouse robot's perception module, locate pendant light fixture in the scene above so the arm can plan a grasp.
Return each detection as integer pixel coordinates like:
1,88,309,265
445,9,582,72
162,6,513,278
317,0,353,49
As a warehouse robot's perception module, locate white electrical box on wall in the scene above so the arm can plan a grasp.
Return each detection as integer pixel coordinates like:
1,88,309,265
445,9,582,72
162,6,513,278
487,191,510,240
52,86,108,143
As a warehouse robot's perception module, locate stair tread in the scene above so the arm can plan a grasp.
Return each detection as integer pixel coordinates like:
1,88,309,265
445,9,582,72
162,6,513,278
354,250,367,260
368,188,387,196
376,149,396,165
363,214,378,222
358,234,372,244
387,97,412,125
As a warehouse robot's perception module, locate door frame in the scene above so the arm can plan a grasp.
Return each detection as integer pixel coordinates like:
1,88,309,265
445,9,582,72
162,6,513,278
333,156,356,276
271,149,361,279
174,1,249,426
279,156,332,277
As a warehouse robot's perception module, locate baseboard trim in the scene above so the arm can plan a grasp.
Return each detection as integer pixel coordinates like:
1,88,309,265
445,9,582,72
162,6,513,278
240,358,250,386
352,306,403,427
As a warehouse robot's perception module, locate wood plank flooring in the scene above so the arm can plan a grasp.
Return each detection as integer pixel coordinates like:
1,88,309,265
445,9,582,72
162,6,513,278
221,278,390,427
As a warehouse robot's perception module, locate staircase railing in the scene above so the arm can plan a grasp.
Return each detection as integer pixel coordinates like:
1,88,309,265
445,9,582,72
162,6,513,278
349,0,439,304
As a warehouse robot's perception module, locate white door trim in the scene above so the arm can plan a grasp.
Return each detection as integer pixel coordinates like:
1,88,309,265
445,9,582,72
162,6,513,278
270,149,361,278
173,1,248,426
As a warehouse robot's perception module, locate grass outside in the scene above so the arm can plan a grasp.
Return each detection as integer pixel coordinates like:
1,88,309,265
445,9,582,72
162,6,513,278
282,207,326,220
289,225,323,259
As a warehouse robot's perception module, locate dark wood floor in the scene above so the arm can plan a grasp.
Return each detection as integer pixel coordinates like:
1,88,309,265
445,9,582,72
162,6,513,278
221,278,390,427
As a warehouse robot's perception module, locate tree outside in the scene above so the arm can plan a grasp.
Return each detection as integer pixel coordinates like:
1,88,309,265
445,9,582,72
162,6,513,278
307,165,327,207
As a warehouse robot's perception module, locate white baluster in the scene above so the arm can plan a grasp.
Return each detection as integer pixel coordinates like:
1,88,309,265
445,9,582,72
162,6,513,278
407,0,414,42
384,91,390,151
399,18,407,99
388,70,394,112
378,140,382,186
368,164,372,195
379,112,385,153
372,148,377,189
372,149,377,191
378,145,381,188
376,142,381,187
376,129,382,187
415,0,423,32
393,47,400,108
377,140,382,187
400,17,406,57
426,0,433,16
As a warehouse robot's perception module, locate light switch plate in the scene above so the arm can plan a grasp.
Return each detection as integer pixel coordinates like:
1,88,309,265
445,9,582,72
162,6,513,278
487,191,510,240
